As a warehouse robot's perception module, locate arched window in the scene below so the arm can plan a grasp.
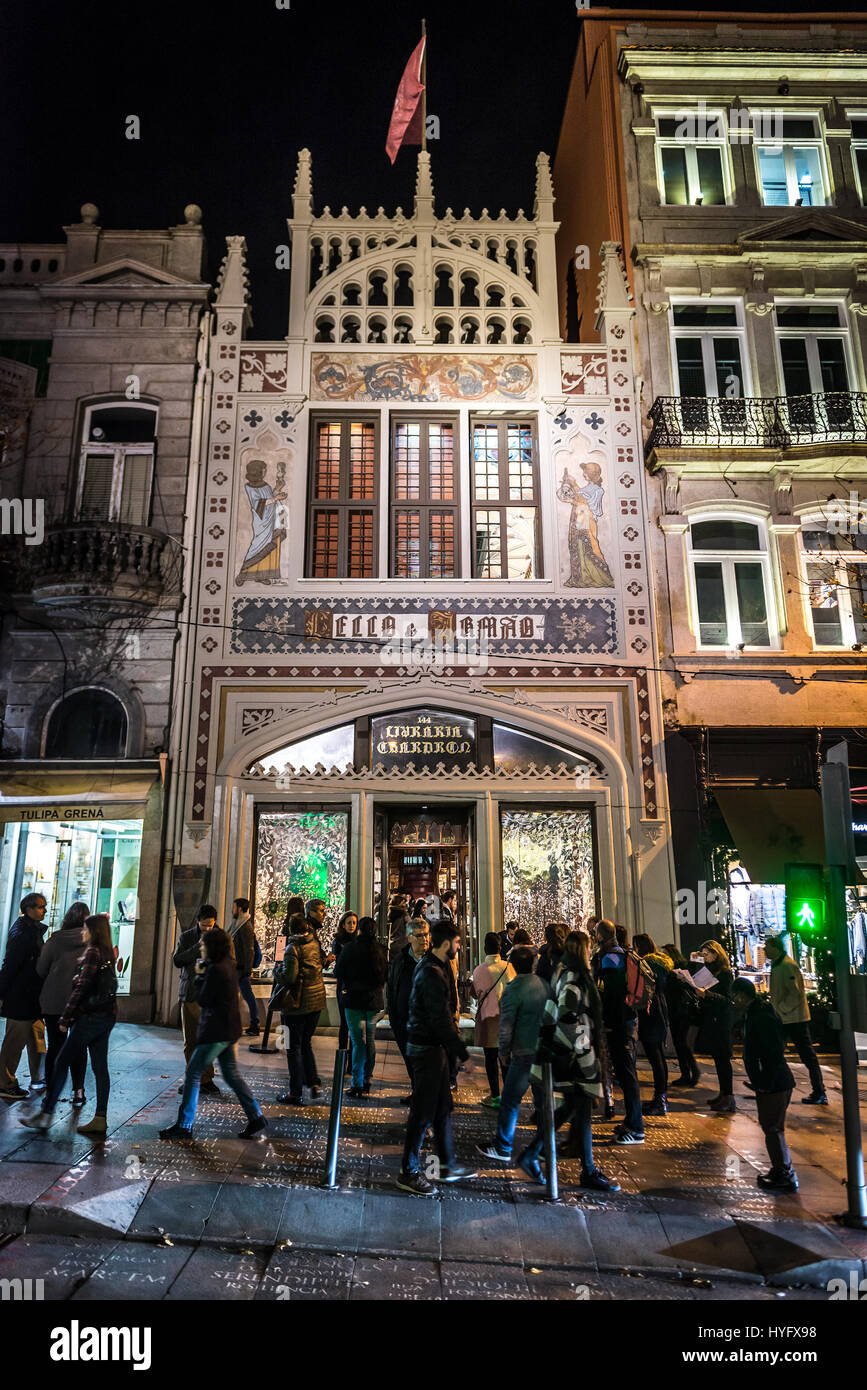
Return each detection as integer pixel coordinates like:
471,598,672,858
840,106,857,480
76,403,157,526
46,689,128,758
687,516,776,648
434,266,454,305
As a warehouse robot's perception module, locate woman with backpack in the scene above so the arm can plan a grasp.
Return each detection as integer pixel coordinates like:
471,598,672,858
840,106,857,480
274,910,327,1106
334,915,387,1098
160,927,267,1142
518,931,620,1193
332,910,359,1053
20,913,117,1136
36,900,90,1105
632,934,672,1116
694,939,736,1113
471,932,515,1108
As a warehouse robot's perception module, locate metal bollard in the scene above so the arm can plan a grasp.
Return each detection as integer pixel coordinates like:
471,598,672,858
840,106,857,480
320,1048,349,1190
248,1003,278,1054
541,1061,560,1203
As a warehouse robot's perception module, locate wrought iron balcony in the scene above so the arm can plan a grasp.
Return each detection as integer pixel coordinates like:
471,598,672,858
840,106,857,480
647,392,867,453
22,522,182,622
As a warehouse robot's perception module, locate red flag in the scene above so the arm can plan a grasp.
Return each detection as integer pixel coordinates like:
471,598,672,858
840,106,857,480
386,37,426,165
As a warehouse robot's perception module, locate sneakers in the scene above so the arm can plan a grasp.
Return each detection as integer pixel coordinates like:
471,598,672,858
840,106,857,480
18,1109,50,1130
642,1094,668,1116
439,1163,478,1182
613,1126,645,1145
802,1092,828,1106
757,1168,799,1193
159,1124,193,1142
277,1093,303,1106
200,1081,221,1097
76,1115,107,1136
475,1143,511,1162
580,1168,621,1193
244,1025,261,1037
516,1148,545,1185
396,1170,437,1196
480,1095,501,1109
0,1084,28,1101
238,1117,268,1140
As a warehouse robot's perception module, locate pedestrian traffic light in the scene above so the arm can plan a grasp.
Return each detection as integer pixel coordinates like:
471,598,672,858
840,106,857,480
784,863,826,937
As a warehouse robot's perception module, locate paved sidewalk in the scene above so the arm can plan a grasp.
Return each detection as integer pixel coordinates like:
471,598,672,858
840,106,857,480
0,1023,864,1301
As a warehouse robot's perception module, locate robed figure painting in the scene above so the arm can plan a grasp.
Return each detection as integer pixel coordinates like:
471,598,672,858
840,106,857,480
557,460,614,589
237,459,287,585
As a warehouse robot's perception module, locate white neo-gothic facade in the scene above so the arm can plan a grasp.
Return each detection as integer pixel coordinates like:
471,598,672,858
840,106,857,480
155,150,673,1022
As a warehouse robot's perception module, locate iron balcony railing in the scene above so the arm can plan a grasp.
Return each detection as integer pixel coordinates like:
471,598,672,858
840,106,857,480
647,391,867,451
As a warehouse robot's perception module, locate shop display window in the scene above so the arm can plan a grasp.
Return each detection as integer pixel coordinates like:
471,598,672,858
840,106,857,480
254,811,348,962
500,807,595,945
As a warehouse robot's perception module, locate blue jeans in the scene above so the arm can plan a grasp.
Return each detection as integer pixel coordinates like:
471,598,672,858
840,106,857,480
345,1008,377,1087
238,974,258,1029
496,1055,541,1155
179,1041,263,1129
45,1013,114,1115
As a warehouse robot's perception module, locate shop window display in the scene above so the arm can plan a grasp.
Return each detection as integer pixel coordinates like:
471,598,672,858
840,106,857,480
500,808,595,945
254,811,348,962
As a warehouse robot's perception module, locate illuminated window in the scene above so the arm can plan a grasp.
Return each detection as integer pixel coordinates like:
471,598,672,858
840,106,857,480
849,115,867,204
655,112,728,206
390,417,459,579
471,418,540,579
307,417,378,578
800,521,867,648
688,518,776,649
755,116,827,206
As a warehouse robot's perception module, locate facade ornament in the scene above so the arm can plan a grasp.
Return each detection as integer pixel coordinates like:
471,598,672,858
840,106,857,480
772,469,794,515
745,262,774,316
661,467,681,515
640,258,669,316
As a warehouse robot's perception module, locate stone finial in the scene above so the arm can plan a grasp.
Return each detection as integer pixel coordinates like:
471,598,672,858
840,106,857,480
416,150,434,202
184,204,203,226
294,148,313,209
215,235,251,314
534,152,555,219
596,241,634,319
80,203,99,224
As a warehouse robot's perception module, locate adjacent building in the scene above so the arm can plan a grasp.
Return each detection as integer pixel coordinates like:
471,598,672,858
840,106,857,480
0,205,210,1020
555,10,867,1006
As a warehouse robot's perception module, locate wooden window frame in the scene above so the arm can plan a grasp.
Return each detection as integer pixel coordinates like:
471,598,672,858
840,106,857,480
389,413,461,580
306,413,380,579
470,415,542,580
75,402,158,525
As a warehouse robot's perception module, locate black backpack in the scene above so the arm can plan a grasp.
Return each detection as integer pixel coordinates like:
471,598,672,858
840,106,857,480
81,959,118,1015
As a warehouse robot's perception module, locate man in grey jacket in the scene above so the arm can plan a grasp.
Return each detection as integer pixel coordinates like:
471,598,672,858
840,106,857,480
173,905,220,1094
475,946,549,1162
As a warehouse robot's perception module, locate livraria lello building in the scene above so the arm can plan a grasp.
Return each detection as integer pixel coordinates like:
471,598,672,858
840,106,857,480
150,150,673,1020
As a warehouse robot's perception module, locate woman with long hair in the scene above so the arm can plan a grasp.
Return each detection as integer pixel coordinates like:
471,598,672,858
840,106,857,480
471,932,515,1108
694,939,736,1112
160,927,266,1142
632,933,672,1117
332,910,359,1053
334,916,387,1098
36,900,90,1104
661,942,702,1088
518,931,619,1192
21,913,117,1136
281,895,305,937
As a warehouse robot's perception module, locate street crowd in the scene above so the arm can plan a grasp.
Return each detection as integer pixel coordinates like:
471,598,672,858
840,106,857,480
0,891,829,1199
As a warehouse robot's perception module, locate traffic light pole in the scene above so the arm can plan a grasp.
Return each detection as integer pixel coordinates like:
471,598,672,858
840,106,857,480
821,748,867,1229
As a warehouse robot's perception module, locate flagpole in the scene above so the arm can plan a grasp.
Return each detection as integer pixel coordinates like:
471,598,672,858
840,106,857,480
421,17,427,153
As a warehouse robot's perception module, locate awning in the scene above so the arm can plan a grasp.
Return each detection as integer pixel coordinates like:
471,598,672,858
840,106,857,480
714,788,826,883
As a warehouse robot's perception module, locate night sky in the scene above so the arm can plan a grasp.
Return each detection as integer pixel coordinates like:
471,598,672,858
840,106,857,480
3,2,864,338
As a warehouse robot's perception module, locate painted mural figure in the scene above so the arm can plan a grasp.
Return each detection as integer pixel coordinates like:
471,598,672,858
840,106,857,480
557,461,615,589
237,459,287,585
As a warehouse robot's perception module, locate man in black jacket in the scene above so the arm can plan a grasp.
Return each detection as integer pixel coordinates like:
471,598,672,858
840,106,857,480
397,920,477,1195
0,893,48,1099
172,905,220,1095
387,917,429,1102
229,897,259,1036
732,979,798,1192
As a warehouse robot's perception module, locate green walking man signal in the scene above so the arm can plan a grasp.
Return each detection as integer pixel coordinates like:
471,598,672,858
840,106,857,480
784,862,826,937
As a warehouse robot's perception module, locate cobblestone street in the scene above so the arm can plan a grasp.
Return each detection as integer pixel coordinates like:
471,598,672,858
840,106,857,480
0,1023,864,1301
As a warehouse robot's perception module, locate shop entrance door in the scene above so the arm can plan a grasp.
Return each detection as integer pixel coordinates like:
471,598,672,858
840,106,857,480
379,805,477,987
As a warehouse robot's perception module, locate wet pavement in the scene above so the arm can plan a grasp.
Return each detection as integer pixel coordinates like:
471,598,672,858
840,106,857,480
0,1023,864,1301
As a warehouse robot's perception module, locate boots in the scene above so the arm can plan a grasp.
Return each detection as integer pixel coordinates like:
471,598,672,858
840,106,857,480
642,1093,668,1116
76,1115,107,1136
